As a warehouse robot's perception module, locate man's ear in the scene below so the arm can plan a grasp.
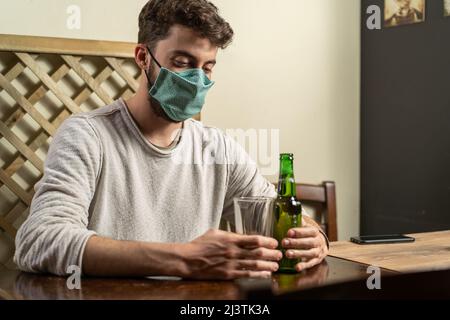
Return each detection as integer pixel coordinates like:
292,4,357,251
134,45,148,70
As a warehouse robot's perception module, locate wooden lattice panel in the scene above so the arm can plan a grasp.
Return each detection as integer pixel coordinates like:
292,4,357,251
0,34,141,269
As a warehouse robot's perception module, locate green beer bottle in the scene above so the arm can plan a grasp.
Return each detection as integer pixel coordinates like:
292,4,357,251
274,153,302,273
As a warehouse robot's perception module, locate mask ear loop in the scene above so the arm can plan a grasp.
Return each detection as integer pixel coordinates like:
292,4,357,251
143,46,162,87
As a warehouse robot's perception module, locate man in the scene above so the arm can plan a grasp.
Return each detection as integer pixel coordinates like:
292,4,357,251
14,0,328,279
385,0,424,27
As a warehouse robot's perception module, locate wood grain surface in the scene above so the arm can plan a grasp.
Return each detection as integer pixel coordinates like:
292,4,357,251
329,231,450,273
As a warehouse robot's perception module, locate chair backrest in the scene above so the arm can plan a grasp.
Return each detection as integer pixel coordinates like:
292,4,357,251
298,181,338,241
274,181,338,241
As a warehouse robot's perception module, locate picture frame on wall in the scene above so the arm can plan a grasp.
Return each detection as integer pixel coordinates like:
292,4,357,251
384,0,426,27
445,0,450,16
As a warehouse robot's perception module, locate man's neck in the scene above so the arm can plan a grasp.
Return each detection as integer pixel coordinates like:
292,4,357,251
124,89,183,148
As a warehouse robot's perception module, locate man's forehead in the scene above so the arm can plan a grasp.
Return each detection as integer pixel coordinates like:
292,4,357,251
156,24,218,60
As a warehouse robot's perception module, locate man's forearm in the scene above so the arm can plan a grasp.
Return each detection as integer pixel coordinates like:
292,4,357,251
82,235,186,277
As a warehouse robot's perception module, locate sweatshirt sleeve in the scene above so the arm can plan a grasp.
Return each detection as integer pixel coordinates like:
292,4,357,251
221,134,277,222
14,115,101,276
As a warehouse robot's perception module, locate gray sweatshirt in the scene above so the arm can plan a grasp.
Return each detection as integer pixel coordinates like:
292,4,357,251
14,99,276,276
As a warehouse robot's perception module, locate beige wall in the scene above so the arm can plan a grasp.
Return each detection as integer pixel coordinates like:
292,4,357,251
207,0,361,240
0,0,360,240
0,0,148,42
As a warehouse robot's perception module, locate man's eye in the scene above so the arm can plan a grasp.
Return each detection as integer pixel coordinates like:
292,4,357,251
174,61,189,67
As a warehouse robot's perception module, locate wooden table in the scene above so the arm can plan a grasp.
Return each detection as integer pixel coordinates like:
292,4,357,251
0,257,395,300
329,230,450,273
2,231,448,300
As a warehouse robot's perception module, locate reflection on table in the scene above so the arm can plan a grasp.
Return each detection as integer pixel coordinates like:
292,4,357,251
0,257,395,300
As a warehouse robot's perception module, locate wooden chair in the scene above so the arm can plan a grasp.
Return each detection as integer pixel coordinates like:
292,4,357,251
274,181,338,241
298,181,338,241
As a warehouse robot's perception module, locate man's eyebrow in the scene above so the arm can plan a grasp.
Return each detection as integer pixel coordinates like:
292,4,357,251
170,50,216,65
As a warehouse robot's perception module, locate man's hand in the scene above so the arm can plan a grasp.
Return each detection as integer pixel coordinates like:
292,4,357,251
281,217,329,272
180,229,282,280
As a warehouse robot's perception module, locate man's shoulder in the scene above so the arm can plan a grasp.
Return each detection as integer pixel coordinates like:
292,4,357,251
72,99,123,121
58,99,124,136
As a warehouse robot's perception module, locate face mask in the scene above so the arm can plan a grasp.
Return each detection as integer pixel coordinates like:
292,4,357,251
144,48,215,122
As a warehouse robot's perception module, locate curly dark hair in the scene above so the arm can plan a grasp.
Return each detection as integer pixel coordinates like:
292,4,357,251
138,0,234,50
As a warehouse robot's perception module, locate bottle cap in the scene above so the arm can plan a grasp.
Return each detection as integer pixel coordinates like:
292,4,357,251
280,153,294,160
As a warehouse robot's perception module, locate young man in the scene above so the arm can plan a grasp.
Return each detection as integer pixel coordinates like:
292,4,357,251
14,0,328,279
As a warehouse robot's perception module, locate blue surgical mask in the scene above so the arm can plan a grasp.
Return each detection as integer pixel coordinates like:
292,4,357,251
144,48,214,122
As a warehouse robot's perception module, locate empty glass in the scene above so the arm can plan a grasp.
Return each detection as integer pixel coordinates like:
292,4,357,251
233,196,276,237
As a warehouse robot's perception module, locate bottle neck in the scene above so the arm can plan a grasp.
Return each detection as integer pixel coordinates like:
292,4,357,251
278,157,296,197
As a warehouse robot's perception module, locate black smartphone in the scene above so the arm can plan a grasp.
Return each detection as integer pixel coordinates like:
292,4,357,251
350,234,415,245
